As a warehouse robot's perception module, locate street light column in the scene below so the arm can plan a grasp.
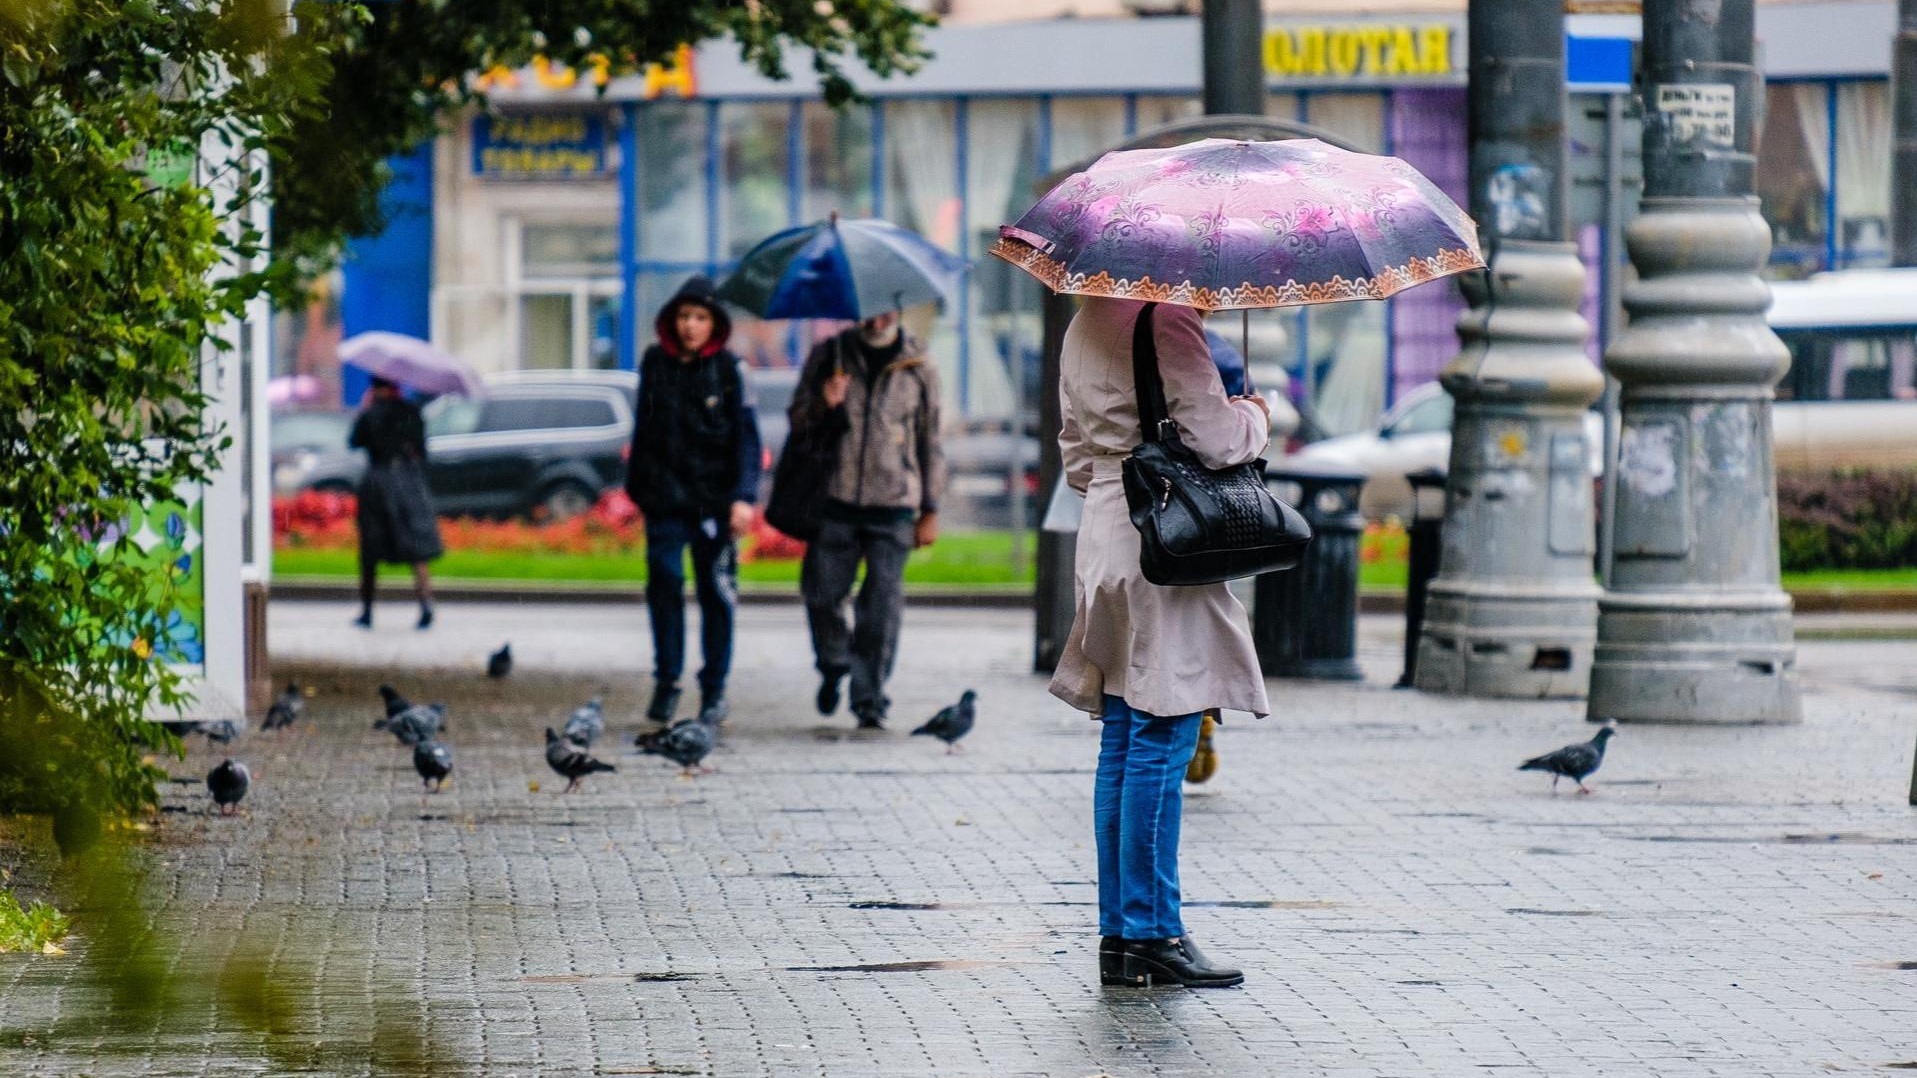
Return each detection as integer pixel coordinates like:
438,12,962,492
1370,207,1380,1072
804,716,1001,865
1587,0,1801,724
1415,0,1605,699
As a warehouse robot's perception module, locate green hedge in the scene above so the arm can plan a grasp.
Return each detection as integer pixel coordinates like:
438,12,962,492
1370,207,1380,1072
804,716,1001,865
1778,470,1917,572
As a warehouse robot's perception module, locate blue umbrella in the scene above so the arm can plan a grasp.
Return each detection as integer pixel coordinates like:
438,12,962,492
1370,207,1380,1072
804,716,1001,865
718,216,967,320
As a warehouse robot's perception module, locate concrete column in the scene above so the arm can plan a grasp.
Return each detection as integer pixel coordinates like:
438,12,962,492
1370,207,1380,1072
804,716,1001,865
1415,0,1605,698
1893,0,1917,266
1587,0,1801,724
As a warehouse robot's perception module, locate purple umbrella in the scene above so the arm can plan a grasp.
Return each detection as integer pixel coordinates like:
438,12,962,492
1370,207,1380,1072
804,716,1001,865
339,332,484,398
991,138,1483,312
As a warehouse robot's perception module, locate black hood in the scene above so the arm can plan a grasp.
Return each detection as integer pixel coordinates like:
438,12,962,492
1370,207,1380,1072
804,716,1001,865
655,274,734,357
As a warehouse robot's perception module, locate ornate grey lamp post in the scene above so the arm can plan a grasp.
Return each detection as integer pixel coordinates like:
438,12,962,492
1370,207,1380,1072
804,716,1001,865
1415,0,1605,699
1586,0,1801,724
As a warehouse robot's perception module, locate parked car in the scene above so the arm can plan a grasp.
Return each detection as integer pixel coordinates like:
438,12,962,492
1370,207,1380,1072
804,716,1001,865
749,366,799,503
270,410,354,494
1768,267,1917,471
280,370,636,522
1282,383,1606,522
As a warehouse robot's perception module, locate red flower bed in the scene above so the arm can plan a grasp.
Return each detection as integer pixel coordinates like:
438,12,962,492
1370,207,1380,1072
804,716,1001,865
272,487,805,562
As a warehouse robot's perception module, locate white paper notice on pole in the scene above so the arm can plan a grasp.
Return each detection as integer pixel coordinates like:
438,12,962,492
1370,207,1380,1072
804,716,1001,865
1654,84,1735,149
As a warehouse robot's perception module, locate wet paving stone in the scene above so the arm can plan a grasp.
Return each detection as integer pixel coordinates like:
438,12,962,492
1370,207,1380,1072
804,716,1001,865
2,603,1915,1076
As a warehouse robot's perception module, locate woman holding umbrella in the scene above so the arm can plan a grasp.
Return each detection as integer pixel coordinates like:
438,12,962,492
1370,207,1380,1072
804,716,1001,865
338,332,479,630
993,138,1483,988
347,376,443,629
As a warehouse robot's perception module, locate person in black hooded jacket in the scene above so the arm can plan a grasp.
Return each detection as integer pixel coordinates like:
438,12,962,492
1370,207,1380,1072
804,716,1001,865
625,276,763,727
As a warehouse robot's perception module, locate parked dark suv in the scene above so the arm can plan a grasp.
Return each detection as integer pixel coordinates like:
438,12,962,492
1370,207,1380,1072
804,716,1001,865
287,371,636,522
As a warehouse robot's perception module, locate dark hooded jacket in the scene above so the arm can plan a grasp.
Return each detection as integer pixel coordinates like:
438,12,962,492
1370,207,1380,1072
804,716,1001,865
624,276,763,517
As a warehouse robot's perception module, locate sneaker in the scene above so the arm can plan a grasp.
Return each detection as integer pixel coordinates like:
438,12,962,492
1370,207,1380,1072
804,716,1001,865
815,669,847,715
697,697,729,727
416,606,434,630
853,705,887,731
646,682,682,723
352,611,372,630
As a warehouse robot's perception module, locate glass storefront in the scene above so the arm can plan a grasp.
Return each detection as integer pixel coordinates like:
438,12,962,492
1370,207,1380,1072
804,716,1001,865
1758,79,1894,279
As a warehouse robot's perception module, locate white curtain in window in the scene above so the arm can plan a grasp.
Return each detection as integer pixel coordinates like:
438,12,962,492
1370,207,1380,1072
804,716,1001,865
962,99,1039,417
1049,96,1128,173
887,100,960,250
1303,93,1386,154
1794,82,1832,190
1836,81,1891,264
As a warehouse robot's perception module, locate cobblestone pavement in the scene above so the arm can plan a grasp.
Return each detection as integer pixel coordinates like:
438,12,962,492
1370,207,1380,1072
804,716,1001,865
4,601,1916,1077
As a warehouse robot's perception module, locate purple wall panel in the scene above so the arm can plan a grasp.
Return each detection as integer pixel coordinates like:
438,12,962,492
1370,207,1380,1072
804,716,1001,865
1387,88,1470,404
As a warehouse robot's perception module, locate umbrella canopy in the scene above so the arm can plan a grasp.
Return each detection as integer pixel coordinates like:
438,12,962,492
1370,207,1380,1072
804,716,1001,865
718,216,967,321
990,138,1483,312
267,374,326,407
339,332,483,398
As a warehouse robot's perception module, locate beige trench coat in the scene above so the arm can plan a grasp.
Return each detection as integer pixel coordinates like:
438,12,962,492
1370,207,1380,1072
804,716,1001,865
1048,298,1273,720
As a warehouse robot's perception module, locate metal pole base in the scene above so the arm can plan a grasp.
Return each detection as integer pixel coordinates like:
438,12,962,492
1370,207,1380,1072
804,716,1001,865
1417,579,1599,699
1588,590,1799,724
1415,240,1605,700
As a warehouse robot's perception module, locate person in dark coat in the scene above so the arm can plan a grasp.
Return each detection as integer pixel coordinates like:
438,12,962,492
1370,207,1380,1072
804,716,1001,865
625,276,762,727
349,376,444,630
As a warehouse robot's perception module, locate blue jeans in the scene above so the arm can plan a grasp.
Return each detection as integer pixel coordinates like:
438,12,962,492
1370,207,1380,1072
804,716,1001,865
1095,695,1203,940
645,515,738,700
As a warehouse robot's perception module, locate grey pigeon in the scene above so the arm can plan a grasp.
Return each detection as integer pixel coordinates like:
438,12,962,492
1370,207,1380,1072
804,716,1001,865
206,759,250,815
201,719,240,745
562,696,605,747
545,728,615,793
377,702,446,746
1519,726,1617,794
487,642,513,679
638,717,715,776
377,684,412,720
912,690,977,753
261,682,305,732
413,739,454,792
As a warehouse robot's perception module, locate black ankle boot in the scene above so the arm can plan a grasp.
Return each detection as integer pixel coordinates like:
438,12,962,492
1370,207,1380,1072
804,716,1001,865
1119,936,1243,988
1098,936,1126,985
646,682,681,723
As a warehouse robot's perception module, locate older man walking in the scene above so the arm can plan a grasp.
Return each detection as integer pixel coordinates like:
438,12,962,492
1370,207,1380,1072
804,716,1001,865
789,310,945,730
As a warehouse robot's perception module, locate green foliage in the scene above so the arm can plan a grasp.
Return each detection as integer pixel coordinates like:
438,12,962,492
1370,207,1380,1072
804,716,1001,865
272,0,935,268
0,888,70,953
1777,469,1917,572
0,0,328,816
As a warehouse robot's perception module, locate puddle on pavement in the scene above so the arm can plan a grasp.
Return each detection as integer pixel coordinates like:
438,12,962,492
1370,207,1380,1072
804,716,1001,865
1396,980,1444,986
1526,847,1575,856
756,870,844,879
1185,899,1340,910
848,900,952,911
1870,961,1917,971
783,959,1016,974
520,972,699,984
1507,908,1604,917
849,898,1335,911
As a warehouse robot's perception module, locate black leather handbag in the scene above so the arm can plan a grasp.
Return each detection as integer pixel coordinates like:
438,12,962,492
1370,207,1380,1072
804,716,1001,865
764,340,846,542
1121,303,1312,586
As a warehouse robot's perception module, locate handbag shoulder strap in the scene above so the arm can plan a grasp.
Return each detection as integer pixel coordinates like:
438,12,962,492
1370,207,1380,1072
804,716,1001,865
1130,302,1175,445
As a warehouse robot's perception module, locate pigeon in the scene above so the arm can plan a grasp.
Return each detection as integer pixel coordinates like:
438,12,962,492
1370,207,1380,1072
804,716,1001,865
206,759,250,815
545,728,616,793
413,739,454,792
261,682,305,732
1519,726,1617,794
200,719,240,745
638,717,715,776
911,690,977,753
487,643,513,679
377,684,412,720
562,696,605,747
377,702,446,746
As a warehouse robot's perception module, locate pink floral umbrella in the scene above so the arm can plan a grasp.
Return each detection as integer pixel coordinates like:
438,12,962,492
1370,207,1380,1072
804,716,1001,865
991,138,1483,312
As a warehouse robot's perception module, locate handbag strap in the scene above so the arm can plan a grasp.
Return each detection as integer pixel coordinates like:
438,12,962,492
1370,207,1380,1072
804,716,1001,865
1130,302,1177,445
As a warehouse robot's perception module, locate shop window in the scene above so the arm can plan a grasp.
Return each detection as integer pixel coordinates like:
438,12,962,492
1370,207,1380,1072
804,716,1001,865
1049,96,1128,172
636,102,709,261
1757,83,1830,278
1133,95,1201,131
517,222,620,371
966,98,1043,417
804,101,875,221
719,101,793,262
1302,92,1384,153
1834,82,1891,269
884,99,962,387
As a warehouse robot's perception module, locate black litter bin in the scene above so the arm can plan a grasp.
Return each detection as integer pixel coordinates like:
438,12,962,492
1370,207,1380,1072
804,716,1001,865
1252,464,1367,680
1396,467,1448,689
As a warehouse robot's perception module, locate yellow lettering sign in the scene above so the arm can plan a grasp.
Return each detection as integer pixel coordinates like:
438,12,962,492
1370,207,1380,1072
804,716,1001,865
641,44,697,99
1261,22,1455,80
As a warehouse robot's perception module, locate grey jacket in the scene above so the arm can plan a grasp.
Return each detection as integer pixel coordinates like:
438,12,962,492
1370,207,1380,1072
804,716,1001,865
791,329,945,515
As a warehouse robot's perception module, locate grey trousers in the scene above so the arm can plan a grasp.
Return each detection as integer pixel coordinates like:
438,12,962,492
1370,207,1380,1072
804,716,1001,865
801,517,914,718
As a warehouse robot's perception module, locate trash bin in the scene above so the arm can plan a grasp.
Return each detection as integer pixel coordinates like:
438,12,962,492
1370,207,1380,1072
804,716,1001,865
1253,464,1367,680
1395,467,1448,689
